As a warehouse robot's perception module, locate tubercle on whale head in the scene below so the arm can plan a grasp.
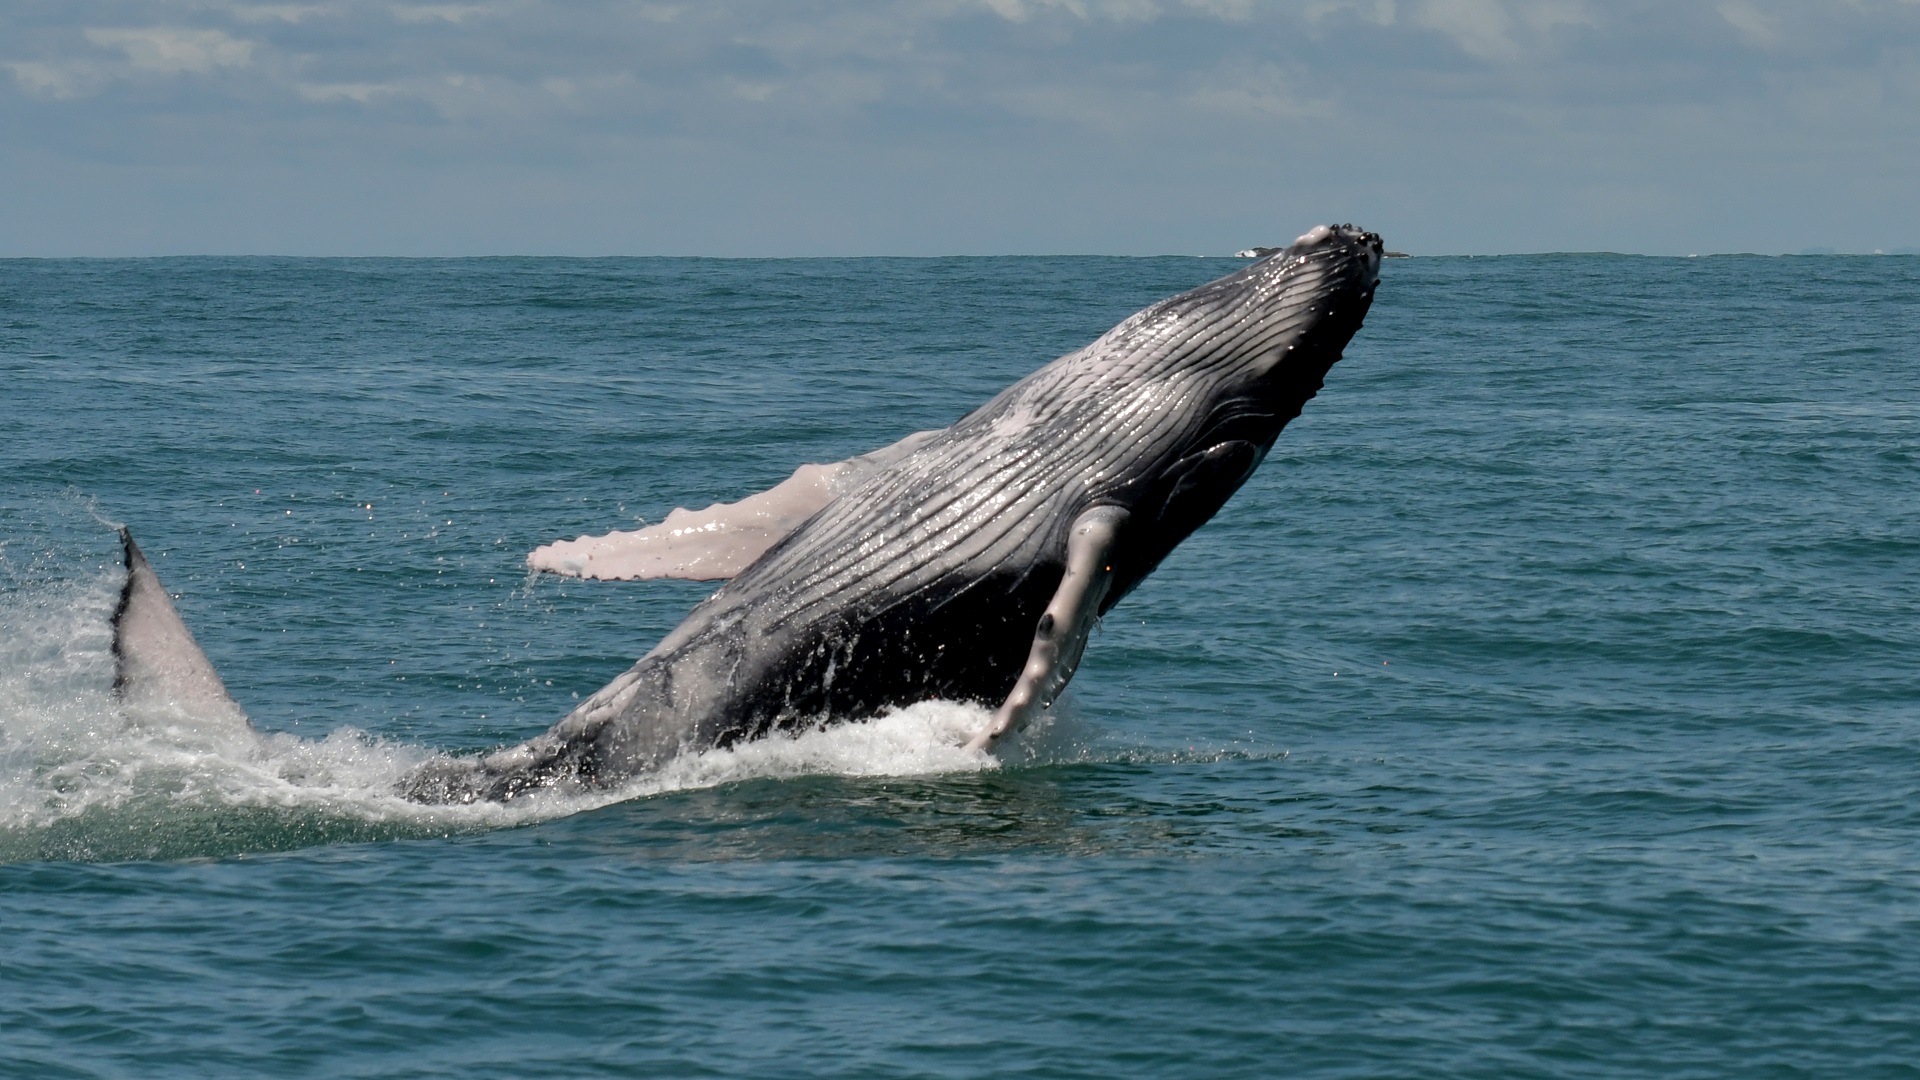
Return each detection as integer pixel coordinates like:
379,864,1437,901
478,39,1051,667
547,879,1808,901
1274,223,1383,289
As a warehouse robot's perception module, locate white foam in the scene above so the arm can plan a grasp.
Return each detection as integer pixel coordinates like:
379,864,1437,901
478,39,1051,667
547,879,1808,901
619,700,999,798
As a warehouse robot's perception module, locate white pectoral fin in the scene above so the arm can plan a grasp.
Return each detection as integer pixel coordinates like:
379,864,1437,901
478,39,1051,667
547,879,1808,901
112,528,251,734
966,505,1130,752
528,429,942,582
526,467,833,582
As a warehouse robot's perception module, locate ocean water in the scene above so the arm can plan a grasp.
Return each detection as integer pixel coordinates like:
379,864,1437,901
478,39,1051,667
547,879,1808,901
1,251,1916,1078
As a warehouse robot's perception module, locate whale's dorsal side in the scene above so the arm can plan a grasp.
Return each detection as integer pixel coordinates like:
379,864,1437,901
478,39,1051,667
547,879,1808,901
527,428,943,581
99,224,1383,806
408,223,1388,801
112,528,250,732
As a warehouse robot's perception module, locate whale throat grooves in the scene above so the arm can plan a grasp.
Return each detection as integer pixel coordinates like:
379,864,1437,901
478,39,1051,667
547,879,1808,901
398,224,1384,802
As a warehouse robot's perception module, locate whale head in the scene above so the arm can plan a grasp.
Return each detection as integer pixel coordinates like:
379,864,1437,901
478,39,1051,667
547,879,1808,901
1083,223,1381,407
1061,224,1383,577
1216,222,1382,387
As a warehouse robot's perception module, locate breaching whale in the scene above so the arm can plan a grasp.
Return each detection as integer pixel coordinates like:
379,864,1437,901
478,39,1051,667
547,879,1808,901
110,224,1383,802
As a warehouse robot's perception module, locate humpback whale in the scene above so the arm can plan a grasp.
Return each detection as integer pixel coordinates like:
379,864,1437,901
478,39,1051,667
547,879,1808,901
110,224,1383,803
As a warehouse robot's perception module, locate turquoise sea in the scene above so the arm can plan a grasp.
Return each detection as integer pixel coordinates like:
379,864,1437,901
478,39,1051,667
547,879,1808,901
2,252,1916,1077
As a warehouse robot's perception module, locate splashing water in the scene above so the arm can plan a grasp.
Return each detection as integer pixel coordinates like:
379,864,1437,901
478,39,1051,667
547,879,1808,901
0,542,1019,863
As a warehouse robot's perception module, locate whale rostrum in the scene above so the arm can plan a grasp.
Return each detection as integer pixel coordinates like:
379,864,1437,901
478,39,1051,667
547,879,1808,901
110,225,1384,802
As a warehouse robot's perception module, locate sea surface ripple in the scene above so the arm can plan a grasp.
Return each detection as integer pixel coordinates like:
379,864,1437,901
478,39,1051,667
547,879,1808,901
2,253,1917,1077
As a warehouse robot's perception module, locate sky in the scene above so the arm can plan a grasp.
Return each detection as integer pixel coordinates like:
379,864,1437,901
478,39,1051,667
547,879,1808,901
3,0,1918,256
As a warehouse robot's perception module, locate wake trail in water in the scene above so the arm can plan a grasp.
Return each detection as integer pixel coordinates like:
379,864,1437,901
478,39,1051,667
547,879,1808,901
0,552,1018,863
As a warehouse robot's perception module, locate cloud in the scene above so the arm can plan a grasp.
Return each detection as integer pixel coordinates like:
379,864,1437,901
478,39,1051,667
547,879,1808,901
227,4,338,23
389,3,510,24
296,81,401,103
4,26,256,98
82,27,256,74
981,0,1163,23
3,60,101,100
1406,0,1592,61
1181,0,1256,19
1715,1,1780,45
1188,62,1332,118
728,78,779,102
2,0,1919,254
1303,0,1398,25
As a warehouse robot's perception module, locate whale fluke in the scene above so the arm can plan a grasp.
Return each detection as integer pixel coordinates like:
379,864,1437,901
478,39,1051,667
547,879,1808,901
112,528,249,731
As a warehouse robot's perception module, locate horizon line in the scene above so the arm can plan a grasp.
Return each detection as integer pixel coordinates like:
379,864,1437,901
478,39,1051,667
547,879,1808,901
3,249,1917,261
